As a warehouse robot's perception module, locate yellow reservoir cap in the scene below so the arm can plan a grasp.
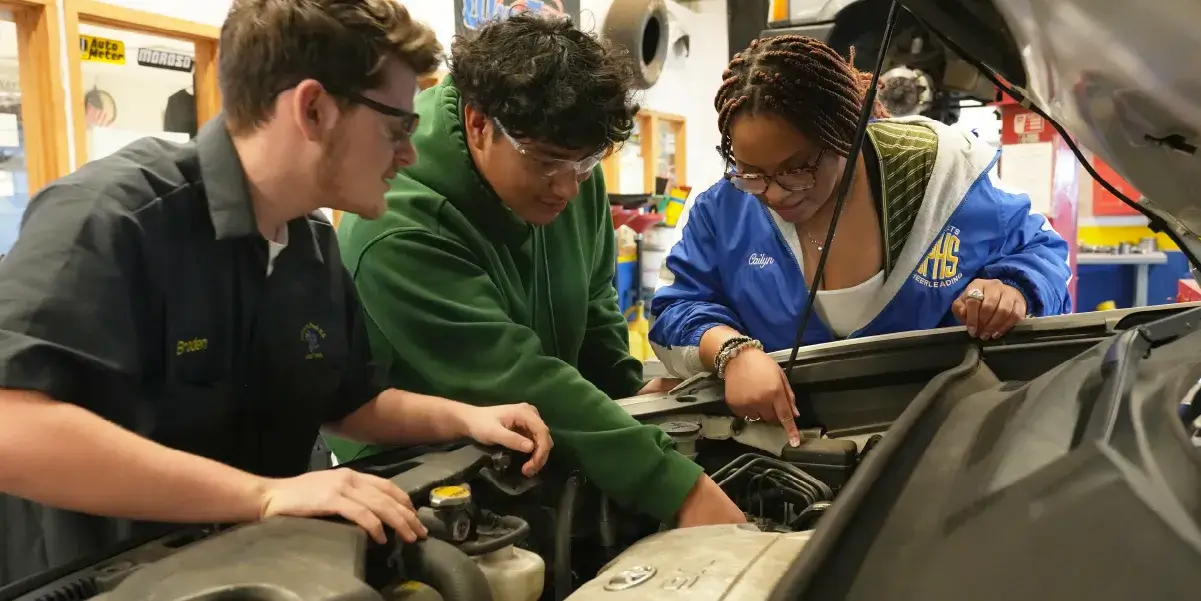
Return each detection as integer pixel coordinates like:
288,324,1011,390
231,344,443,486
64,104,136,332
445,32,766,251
430,484,472,507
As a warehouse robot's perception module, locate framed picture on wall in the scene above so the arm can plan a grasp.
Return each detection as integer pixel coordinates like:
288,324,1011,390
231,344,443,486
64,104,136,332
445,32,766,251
453,0,581,38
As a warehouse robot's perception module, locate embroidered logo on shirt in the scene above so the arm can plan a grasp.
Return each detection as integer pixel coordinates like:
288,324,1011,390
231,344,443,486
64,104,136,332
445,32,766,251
913,226,964,289
748,253,775,269
300,322,327,360
175,337,208,355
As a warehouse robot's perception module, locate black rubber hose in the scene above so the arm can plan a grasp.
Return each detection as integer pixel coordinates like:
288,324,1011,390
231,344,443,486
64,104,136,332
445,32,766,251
715,455,834,500
860,434,884,460
458,513,531,556
710,452,755,481
403,537,494,601
415,507,449,540
555,474,583,601
789,501,833,531
597,496,617,560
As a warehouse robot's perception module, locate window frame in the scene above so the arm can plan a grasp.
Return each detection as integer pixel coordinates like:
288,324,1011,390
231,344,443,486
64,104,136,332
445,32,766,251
63,0,220,167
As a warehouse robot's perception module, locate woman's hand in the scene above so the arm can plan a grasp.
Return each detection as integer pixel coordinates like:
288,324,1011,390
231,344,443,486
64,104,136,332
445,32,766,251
952,278,1028,339
723,348,801,446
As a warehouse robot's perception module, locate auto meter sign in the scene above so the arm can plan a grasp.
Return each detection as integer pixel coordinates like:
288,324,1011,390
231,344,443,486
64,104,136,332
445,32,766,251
79,34,125,65
454,0,580,37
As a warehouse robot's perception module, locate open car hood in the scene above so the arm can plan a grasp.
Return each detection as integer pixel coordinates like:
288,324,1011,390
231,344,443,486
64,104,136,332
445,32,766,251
901,0,1201,250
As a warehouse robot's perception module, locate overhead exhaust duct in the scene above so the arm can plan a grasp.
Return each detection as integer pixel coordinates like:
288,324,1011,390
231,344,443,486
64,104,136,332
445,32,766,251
604,0,670,89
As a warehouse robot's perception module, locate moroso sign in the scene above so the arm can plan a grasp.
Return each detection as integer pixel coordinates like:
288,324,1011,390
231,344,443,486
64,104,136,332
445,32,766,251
136,47,194,73
453,0,580,37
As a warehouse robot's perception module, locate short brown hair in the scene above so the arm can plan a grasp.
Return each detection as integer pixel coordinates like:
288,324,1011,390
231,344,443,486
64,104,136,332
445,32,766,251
219,0,443,134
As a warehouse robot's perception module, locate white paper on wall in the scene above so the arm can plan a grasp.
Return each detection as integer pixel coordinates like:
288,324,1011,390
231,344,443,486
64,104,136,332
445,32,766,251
619,146,644,195
88,127,189,163
0,171,14,197
0,113,19,148
998,141,1054,214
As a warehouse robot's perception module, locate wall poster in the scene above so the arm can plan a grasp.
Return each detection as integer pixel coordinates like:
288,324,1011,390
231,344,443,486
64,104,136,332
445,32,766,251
453,0,581,38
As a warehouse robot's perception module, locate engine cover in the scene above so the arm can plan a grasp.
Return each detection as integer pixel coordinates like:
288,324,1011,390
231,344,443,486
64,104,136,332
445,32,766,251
92,517,374,601
566,524,812,600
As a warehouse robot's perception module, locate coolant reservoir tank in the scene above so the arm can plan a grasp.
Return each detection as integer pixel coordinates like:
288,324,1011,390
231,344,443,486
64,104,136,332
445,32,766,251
659,421,702,459
473,545,546,601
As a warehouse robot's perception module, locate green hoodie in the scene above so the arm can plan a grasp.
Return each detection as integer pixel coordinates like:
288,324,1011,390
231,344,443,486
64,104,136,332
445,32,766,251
329,79,703,523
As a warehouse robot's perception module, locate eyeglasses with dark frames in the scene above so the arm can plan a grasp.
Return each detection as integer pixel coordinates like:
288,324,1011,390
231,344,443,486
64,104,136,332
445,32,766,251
340,90,420,147
725,148,827,195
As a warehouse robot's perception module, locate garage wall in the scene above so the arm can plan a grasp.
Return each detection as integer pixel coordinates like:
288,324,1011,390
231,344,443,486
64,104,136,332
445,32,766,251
83,0,731,191
91,0,233,26
408,0,730,193
578,0,729,189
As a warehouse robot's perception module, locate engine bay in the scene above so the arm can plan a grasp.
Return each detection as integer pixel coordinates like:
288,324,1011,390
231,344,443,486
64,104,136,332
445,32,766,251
10,421,878,601
9,304,1201,601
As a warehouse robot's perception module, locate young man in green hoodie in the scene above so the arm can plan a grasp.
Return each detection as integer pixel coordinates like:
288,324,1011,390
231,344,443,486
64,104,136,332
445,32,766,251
332,13,744,527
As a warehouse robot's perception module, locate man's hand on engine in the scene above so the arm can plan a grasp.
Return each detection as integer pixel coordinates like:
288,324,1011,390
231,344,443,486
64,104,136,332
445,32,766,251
459,403,553,477
258,469,427,544
676,474,748,528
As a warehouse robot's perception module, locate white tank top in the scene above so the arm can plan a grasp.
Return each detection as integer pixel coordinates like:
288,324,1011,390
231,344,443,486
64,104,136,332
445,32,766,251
814,271,885,337
771,210,885,338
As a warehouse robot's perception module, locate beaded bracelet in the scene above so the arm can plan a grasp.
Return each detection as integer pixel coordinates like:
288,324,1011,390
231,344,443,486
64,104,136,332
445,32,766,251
715,336,764,379
716,335,751,360
712,336,749,378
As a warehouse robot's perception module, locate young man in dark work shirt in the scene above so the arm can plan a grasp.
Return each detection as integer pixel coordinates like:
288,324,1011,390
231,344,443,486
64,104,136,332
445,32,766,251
0,0,550,585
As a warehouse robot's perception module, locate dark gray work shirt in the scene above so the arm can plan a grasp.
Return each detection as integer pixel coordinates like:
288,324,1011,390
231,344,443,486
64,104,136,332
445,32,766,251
0,119,383,586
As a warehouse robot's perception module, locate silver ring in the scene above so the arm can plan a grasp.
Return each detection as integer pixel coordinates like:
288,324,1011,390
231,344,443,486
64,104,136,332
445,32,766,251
744,416,761,423
966,288,985,302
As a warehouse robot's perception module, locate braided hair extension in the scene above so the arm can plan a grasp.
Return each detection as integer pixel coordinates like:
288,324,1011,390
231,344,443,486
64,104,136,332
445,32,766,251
716,36,889,160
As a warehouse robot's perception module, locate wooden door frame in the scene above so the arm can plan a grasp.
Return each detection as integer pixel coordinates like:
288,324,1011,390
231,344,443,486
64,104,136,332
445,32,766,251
6,0,70,192
63,0,220,167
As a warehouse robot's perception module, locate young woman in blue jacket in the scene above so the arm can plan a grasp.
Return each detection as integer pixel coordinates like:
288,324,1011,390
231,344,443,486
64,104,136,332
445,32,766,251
648,36,1072,431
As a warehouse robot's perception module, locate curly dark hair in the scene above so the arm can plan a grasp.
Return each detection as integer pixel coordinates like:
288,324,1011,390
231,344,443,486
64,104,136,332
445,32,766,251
449,12,639,154
716,36,889,159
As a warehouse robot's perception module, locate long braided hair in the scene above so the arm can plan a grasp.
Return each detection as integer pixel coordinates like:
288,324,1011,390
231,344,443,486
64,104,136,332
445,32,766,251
716,36,889,161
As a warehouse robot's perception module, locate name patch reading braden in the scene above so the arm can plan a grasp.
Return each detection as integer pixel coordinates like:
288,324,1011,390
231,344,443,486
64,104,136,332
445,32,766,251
176,338,208,356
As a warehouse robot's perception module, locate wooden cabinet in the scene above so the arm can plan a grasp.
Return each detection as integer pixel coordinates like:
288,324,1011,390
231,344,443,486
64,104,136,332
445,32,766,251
602,109,687,193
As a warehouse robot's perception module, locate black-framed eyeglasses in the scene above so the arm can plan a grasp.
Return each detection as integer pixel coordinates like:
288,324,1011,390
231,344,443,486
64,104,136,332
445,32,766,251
725,148,827,195
344,91,420,143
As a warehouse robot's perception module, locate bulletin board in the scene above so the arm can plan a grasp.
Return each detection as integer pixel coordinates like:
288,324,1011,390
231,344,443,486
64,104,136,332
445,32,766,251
453,0,581,37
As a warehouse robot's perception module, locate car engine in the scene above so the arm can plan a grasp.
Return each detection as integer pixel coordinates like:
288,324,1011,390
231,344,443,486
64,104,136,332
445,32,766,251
11,421,872,601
